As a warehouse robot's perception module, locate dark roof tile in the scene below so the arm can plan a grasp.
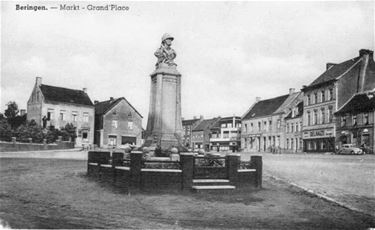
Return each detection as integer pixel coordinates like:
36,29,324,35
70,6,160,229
243,94,289,120
40,84,93,106
335,93,375,114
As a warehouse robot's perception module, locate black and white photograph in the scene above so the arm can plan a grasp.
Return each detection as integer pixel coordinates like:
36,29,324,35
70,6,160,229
0,0,374,229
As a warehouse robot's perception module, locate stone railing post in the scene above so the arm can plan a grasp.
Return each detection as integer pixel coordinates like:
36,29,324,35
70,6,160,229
11,137,16,144
130,151,143,189
112,152,124,167
28,138,32,143
180,153,194,190
251,155,262,188
226,154,240,183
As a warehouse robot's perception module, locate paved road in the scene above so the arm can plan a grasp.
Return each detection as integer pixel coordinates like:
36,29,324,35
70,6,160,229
0,149,87,160
240,152,375,217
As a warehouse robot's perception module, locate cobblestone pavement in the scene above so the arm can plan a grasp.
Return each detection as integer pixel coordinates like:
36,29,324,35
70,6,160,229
240,152,375,216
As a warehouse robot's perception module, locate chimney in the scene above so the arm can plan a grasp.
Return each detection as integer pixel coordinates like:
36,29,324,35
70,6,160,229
255,97,261,102
36,76,42,86
358,49,374,93
193,116,197,119
82,88,87,93
289,88,295,95
94,100,99,104
326,63,336,70
20,109,26,116
200,115,204,119
359,49,373,59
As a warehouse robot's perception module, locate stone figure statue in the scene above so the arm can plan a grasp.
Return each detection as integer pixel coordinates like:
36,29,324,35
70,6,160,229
155,33,177,69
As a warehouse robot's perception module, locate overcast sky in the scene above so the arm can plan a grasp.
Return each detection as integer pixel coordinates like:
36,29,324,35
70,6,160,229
1,1,374,125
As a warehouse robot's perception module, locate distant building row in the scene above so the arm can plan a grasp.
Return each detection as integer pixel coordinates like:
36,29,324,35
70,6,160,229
27,77,143,148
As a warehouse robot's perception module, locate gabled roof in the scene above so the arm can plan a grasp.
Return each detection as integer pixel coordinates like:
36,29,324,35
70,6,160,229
182,118,200,126
305,57,361,89
335,93,375,115
193,118,220,131
95,97,143,118
273,92,301,114
40,84,93,106
285,101,304,120
242,94,289,120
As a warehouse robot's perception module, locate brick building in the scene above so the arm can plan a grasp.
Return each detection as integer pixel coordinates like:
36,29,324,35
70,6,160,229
302,49,375,152
210,116,241,152
94,97,143,148
335,92,375,154
191,117,221,152
182,116,203,149
27,77,94,146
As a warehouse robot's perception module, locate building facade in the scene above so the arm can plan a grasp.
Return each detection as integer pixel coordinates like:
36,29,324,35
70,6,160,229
284,102,304,153
94,97,143,148
302,49,375,152
182,116,203,149
335,92,375,154
209,116,241,152
27,77,95,146
191,117,221,152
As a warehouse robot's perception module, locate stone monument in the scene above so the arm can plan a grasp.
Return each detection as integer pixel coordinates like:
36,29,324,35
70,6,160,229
144,33,184,151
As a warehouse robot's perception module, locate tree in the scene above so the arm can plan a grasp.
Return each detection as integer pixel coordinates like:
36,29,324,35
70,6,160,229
4,101,19,120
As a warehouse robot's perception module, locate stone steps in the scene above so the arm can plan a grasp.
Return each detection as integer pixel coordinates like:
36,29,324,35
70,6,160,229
192,179,236,192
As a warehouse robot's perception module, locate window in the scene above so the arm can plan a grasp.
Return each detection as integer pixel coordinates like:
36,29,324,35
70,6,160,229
286,139,289,150
364,113,369,124
295,123,298,132
269,120,272,131
341,116,346,127
128,121,133,130
321,90,325,102
47,109,54,120
108,135,117,146
329,88,334,100
314,93,318,104
321,108,325,124
352,115,357,126
314,110,318,125
277,119,281,129
245,124,248,133
291,139,294,150
83,112,89,122
59,111,65,121
287,124,290,133
72,112,78,122
228,123,233,128
250,123,253,131
291,123,294,133
82,131,88,141
221,123,226,128
112,120,118,128
36,92,40,102
263,121,267,130
307,95,311,105
328,106,333,123
258,122,261,131
307,111,311,126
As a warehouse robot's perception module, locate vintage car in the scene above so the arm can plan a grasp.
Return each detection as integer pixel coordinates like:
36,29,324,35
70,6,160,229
337,144,364,155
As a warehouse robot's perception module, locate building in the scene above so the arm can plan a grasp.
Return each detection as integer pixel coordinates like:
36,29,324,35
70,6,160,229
241,89,302,152
284,101,304,153
209,116,241,152
182,116,203,149
27,77,94,146
94,97,143,148
191,117,221,152
302,49,375,152
335,92,375,154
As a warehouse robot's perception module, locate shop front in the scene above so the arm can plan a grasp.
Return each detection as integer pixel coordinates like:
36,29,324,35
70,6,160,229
303,128,335,152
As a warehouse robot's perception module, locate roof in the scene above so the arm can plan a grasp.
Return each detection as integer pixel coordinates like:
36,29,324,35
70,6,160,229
285,101,304,120
273,92,301,114
40,84,93,106
95,97,143,118
193,118,220,131
182,119,200,126
305,57,361,89
335,93,375,115
242,94,289,120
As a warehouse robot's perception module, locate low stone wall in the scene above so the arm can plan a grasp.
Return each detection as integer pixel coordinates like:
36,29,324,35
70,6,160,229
0,140,74,152
87,151,262,192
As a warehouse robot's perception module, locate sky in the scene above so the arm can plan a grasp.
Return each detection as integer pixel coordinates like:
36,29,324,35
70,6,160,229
1,1,374,126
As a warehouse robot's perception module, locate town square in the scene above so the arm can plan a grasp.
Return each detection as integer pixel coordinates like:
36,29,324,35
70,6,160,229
1,1,375,229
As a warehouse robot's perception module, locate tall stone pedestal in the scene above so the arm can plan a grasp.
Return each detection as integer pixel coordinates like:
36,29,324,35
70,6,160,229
144,65,184,150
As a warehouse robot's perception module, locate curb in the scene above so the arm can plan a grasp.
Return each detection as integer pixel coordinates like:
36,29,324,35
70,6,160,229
266,173,375,218
0,148,83,155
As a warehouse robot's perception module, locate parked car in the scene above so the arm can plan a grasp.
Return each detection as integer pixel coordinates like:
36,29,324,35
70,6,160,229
337,144,364,155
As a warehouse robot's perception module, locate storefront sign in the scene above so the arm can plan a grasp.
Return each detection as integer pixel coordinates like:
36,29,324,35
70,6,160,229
303,129,334,139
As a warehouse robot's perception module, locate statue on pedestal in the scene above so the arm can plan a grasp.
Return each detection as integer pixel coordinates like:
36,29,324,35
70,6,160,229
154,33,177,69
